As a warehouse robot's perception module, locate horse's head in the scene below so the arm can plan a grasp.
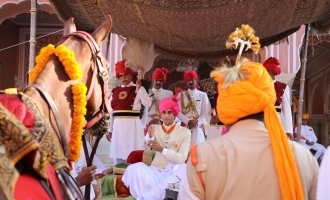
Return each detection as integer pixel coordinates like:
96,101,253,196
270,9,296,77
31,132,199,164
60,16,112,131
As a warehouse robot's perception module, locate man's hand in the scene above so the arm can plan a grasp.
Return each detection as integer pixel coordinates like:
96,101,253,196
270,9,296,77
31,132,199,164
148,140,163,153
106,132,112,142
306,140,315,145
149,119,161,125
136,79,141,90
286,133,294,141
187,119,198,129
210,115,220,124
75,164,97,186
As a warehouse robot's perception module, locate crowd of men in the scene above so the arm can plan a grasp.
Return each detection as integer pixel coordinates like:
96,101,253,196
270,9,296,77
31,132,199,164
83,56,329,200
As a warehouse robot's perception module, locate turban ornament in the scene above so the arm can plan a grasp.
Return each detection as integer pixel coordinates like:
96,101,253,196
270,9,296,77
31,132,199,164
263,57,281,75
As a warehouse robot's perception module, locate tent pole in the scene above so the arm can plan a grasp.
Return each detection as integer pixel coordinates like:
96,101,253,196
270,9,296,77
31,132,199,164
296,23,311,143
28,0,37,84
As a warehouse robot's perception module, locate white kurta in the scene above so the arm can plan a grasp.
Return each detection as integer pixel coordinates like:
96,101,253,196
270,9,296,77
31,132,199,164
109,82,151,160
275,81,293,134
147,88,173,122
317,146,330,200
294,124,326,159
122,124,191,200
178,89,211,146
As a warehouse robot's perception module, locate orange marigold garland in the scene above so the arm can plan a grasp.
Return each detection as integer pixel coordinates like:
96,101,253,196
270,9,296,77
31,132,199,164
29,44,87,162
69,83,87,161
54,44,83,80
29,44,55,83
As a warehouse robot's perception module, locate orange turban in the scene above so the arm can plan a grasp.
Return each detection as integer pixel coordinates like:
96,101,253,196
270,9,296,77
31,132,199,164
263,57,281,75
152,67,168,83
211,59,303,200
302,113,309,120
115,60,137,79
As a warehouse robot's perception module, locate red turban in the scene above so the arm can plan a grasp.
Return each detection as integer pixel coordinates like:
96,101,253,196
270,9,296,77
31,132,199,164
263,57,281,75
152,68,168,83
183,70,199,83
115,60,137,79
159,96,180,117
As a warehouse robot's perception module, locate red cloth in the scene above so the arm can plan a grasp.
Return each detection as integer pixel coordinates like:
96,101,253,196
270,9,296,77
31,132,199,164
263,57,281,75
0,94,35,131
115,60,137,79
111,86,137,110
152,67,168,83
127,150,144,164
14,163,62,200
274,81,287,106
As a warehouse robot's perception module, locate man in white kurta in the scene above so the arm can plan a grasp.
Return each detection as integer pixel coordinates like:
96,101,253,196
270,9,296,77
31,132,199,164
263,57,293,140
122,96,191,200
147,67,173,124
294,113,326,160
178,70,211,146
107,60,151,164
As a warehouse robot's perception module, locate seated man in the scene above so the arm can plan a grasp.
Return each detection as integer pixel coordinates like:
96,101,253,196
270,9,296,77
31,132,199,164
122,96,191,200
294,113,326,160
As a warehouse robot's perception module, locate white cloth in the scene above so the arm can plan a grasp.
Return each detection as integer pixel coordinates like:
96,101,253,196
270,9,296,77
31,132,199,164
294,125,326,159
317,146,330,200
148,88,173,120
109,82,151,160
277,84,293,134
177,89,211,146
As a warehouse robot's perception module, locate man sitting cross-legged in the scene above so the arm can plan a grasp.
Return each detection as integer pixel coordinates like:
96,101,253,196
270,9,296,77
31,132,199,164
122,96,191,200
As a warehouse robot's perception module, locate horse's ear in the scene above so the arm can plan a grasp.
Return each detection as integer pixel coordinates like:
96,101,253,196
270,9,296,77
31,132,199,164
63,17,76,35
91,15,113,45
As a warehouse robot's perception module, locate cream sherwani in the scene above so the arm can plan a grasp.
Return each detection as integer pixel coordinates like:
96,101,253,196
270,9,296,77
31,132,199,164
109,82,151,160
179,120,319,200
178,89,211,146
146,88,173,123
294,124,326,159
122,124,191,200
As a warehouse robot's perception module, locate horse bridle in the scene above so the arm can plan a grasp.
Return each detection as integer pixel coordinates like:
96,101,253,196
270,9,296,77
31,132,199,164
25,31,111,159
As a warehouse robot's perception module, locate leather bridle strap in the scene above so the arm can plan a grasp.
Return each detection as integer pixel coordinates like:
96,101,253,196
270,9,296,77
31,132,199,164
24,84,69,159
61,31,111,129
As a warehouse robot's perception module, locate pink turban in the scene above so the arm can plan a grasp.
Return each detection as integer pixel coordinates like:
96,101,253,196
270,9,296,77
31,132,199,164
159,96,180,117
263,57,281,75
152,68,168,83
183,70,199,83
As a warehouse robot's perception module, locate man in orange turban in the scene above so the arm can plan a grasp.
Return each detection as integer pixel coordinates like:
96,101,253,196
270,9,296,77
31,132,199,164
177,70,211,146
294,113,326,161
263,57,294,140
178,59,318,200
147,67,173,125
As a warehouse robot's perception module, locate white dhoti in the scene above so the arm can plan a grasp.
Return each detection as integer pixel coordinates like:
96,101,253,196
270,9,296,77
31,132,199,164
122,162,186,200
191,126,205,146
301,143,326,160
